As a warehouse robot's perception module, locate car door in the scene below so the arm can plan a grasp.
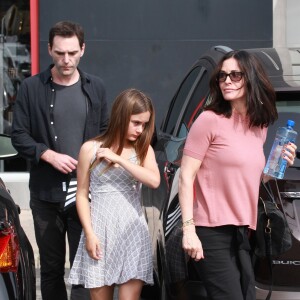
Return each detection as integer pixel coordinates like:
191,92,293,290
142,58,217,299
162,59,215,241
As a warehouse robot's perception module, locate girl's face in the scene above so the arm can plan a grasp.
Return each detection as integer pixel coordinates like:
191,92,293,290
126,111,151,143
218,57,246,105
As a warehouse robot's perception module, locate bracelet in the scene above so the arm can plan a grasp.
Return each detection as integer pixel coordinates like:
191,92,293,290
182,218,195,228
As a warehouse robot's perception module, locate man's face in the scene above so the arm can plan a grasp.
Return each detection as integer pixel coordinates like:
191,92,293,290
48,35,85,78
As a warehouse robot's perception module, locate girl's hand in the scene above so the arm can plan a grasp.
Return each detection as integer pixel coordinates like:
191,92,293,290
96,147,118,164
85,232,102,260
284,142,297,167
182,228,204,261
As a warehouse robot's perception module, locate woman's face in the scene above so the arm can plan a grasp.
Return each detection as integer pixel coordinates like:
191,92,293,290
218,57,246,105
126,111,151,143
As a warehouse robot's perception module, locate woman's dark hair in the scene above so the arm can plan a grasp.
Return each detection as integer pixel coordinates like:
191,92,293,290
93,88,155,169
49,21,85,48
206,50,278,128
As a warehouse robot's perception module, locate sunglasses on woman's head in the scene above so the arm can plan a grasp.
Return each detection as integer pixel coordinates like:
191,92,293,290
217,71,244,82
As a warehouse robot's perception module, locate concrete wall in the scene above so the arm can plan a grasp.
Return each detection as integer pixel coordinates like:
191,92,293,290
1,172,30,209
286,0,300,48
273,0,300,78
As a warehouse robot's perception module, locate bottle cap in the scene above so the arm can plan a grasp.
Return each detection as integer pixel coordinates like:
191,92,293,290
287,120,295,127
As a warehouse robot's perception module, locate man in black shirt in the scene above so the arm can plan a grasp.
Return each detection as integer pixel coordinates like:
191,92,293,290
12,21,108,300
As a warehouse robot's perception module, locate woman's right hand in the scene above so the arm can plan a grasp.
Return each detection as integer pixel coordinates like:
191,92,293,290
85,232,102,260
182,228,204,261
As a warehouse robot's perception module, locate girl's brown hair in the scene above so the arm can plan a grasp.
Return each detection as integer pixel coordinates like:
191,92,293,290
92,88,155,169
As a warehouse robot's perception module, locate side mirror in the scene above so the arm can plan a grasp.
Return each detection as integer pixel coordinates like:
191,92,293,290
0,134,18,159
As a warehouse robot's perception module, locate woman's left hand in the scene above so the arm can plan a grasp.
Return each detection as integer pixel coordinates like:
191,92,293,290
284,142,298,166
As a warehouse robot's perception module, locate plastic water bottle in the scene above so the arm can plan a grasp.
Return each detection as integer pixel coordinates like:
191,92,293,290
263,120,298,179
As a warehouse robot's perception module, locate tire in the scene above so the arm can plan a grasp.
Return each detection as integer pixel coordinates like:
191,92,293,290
18,231,36,299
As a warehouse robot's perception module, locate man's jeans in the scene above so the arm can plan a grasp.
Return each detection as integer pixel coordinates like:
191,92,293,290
30,196,90,300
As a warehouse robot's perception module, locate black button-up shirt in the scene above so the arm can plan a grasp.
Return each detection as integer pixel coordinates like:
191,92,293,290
11,65,108,202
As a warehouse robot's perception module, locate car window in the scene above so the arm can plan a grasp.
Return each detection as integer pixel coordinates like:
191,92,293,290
265,97,300,168
164,66,201,135
176,71,210,138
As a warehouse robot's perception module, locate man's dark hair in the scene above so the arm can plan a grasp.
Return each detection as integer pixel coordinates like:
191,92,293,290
49,21,85,48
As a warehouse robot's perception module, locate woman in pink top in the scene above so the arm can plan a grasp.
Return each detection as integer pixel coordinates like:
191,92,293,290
179,50,297,300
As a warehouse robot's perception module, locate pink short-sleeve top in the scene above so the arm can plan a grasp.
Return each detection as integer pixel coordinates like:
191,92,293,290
183,110,267,230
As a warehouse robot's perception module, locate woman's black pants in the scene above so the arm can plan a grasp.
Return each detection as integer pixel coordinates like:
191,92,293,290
190,225,256,300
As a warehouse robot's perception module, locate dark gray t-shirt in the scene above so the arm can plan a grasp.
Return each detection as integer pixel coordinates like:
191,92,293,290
52,80,87,159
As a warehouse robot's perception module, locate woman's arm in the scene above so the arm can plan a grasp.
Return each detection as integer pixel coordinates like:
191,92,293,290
76,141,101,260
179,154,204,261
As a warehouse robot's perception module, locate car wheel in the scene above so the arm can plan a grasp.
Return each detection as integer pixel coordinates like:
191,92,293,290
18,232,36,299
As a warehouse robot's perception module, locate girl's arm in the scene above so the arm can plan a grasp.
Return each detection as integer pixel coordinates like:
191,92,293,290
76,141,101,260
97,145,160,188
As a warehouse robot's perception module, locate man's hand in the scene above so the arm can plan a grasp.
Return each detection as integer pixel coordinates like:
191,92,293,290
41,149,78,174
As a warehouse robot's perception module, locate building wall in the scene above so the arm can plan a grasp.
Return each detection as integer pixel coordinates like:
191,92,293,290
273,0,300,78
286,0,300,48
40,0,273,126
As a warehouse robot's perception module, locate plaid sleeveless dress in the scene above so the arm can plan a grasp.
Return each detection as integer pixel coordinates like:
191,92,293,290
68,150,153,288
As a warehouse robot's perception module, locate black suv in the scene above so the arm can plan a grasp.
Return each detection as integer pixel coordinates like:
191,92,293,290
141,46,300,300
0,134,36,300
